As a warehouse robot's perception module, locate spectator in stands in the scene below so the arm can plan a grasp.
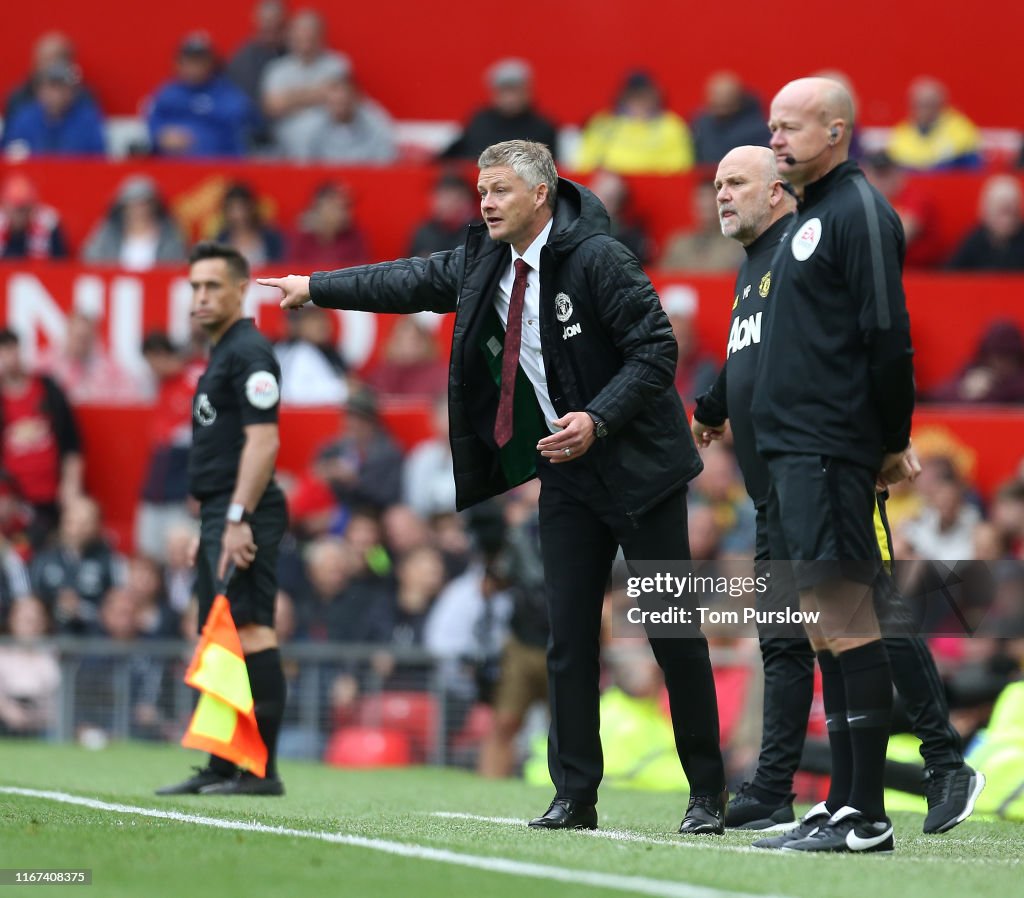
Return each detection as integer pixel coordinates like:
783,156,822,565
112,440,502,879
689,443,755,554
0,476,33,566
0,596,61,738
75,587,169,741
587,169,652,265
862,150,944,268
214,182,285,267
31,495,124,634
658,182,744,272
288,182,369,268
888,77,981,171
295,73,396,163
82,175,187,270
441,58,558,161
226,0,288,106
929,321,1024,404
163,522,198,619
0,173,68,260
408,172,477,258
691,72,770,165
370,545,447,691
274,306,349,405
147,32,258,158
947,175,1024,271
0,530,31,624
0,328,82,546
576,70,694,174
313,388,404,511
388,546,446,648
296,536,391,642
990,479,1024,557
365,317,447,399
661,287,718,402
127,555,179,638
403,395,457,518
5,32,86,121
381,505,432,557
35,311,143,405
262,9,351,159
902,461,981,562
135,333,203,561
2,60,105,158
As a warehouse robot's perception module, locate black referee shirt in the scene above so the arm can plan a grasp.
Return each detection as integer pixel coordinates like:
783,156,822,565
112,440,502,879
694,214,793,504
188,318,281,500
750,161,915,472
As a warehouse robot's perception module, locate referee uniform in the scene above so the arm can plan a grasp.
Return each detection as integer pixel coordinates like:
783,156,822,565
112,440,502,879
189,320,287,632
157,243,287,797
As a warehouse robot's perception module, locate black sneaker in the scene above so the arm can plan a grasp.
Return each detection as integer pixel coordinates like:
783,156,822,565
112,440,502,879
155,766,231,795
678,792,726,835
783,806,894,854
199,771,285,796
724,782,796,830
923,764,986,834
751,801,830,849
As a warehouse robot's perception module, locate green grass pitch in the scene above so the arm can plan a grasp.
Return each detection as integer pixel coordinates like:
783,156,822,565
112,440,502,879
0,741,1019,898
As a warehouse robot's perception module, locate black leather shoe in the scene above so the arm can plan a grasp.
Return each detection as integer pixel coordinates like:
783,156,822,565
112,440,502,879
528,798,598,830
678,791,727,835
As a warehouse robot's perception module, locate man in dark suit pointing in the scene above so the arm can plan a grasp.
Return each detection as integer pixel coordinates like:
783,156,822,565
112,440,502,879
260,139,726,833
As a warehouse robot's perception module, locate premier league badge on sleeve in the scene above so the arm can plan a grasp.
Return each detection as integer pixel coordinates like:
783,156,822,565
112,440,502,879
245,371,280,410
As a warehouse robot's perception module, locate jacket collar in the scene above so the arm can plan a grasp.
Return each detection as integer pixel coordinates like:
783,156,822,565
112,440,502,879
800,159,860,210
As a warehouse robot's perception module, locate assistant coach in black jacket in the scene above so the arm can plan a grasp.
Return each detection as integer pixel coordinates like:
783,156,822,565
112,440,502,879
261,140,726,834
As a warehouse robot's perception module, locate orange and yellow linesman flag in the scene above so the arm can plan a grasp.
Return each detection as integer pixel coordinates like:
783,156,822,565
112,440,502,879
181,594,267,777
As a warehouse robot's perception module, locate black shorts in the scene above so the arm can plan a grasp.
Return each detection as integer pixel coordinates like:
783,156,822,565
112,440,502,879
195,483,287,633
766,454,883,591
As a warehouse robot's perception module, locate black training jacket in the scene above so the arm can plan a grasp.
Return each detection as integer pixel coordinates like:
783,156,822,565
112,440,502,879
694,214,794,503
309,178,702,517
750,161,915,472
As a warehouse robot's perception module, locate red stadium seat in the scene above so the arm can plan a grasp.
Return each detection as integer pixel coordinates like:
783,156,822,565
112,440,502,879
323,726,413,768
357,692,438,762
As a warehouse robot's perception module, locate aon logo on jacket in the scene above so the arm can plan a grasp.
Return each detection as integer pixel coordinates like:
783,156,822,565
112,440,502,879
726,312,762,356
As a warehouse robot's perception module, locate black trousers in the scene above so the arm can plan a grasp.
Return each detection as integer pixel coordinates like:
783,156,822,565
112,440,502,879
536,453,725,805
751,503,963,798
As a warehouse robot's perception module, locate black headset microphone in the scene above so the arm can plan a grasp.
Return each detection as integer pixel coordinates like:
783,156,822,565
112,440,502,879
783,127,839,165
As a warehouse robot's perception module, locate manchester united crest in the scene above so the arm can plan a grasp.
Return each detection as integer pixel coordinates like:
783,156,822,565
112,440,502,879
759,271,772,298
555,292,574,322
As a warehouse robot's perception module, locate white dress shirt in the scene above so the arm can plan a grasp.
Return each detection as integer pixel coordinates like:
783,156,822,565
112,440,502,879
493,218,559,432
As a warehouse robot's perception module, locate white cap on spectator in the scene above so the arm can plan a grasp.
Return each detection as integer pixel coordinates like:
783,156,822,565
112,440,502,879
488,58,531,89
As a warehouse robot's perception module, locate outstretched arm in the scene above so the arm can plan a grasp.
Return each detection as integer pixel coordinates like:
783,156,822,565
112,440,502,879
259,249,464,315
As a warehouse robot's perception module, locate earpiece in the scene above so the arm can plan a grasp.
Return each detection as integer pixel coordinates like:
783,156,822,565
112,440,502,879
829,127,839,144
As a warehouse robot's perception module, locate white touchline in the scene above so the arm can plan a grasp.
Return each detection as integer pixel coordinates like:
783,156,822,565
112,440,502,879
1,787,785,898
430,812,771,855
427,811,1022,868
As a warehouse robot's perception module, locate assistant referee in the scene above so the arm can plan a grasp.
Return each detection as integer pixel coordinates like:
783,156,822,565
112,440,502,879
157,242,287,797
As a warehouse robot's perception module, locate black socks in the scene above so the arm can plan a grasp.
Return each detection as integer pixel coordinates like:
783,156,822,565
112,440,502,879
245,647,287,780
838,639,892,820
817,649,852,814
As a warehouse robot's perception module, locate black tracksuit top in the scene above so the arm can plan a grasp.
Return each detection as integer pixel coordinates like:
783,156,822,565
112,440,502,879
749,160,915,473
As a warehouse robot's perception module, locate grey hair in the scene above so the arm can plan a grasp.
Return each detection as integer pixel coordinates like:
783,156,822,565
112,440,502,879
478,140,558,209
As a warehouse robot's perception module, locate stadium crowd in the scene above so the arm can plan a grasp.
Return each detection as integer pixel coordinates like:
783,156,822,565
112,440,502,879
0,5,1022,803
